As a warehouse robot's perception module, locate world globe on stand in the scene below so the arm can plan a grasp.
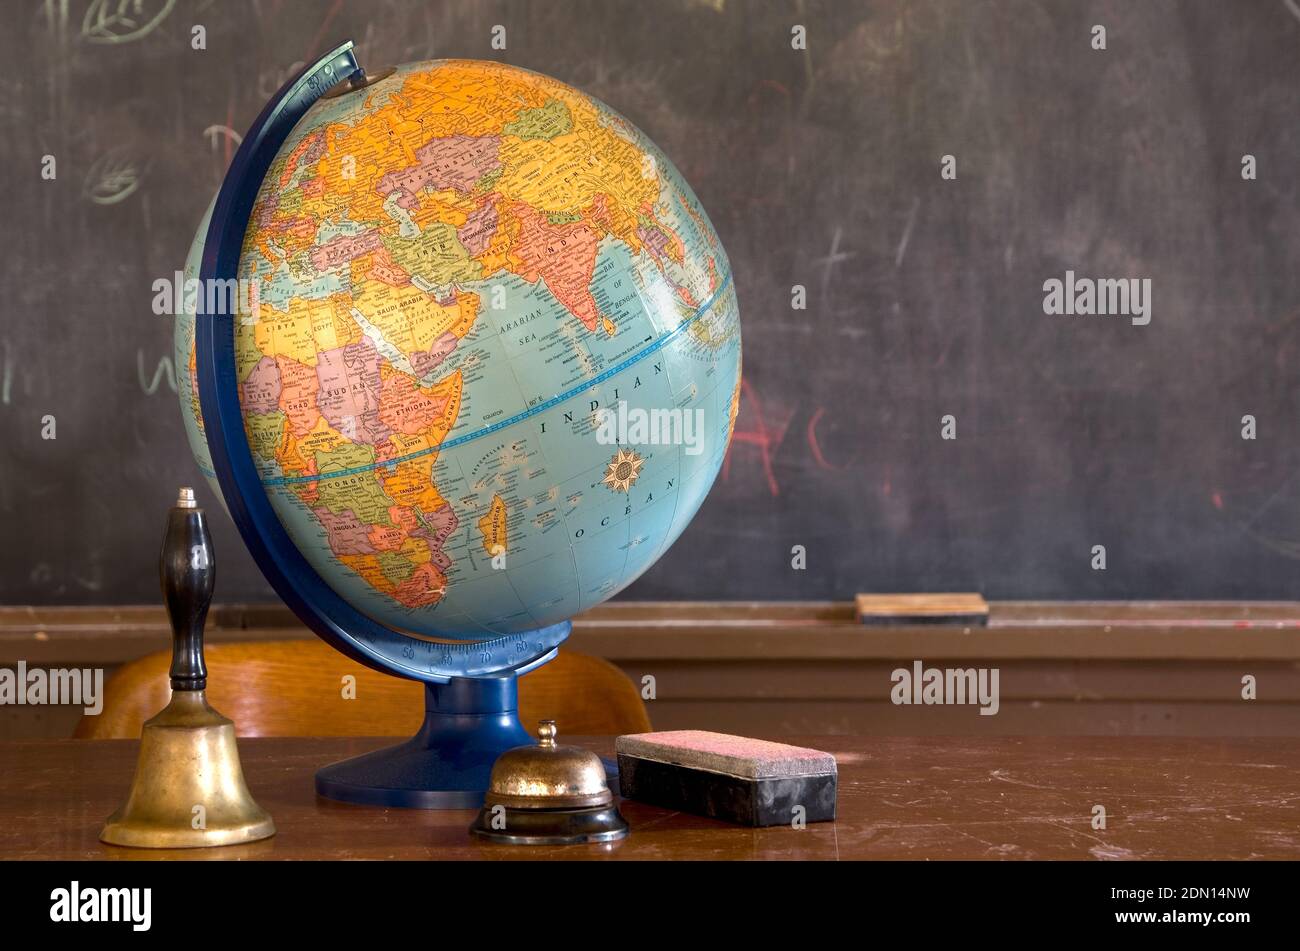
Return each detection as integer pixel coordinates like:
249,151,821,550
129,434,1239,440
176,59,741,640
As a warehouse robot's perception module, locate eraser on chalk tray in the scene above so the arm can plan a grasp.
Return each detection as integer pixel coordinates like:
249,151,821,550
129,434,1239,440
855,592,989,626
615,731,837,827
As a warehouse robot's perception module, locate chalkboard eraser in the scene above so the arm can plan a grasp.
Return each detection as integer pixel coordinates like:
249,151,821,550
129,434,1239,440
855,593,989,626
615,731,837,827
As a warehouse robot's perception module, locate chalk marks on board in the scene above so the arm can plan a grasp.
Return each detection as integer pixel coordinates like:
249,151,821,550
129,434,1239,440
0,340,49,410
0,341,14,406
202,125,243,150
721,378,863,498
42,0,178,45
136,351,176,396
82,149,144,205
80,0,177,45
810,227,853,308
203,124,244,168
895,197,920,270
723,378,788,498
6,0,1296,603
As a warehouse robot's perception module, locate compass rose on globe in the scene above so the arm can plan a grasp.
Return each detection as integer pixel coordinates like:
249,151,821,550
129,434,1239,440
176,42,741,806
601,449,645,493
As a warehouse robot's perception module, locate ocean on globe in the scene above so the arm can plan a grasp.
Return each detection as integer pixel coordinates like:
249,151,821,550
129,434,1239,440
175,59,741,639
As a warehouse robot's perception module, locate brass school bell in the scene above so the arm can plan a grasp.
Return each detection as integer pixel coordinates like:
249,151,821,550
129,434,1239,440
100,488,275,849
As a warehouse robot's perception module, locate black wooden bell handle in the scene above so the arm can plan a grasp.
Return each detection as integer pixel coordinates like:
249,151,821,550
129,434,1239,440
159,487,215,691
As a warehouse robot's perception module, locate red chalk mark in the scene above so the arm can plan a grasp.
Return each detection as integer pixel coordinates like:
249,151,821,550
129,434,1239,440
806,407,832,468
723,378,790,497
305,0,344,60
1211,490,1224,510
807,406,847,471
748,79,792,107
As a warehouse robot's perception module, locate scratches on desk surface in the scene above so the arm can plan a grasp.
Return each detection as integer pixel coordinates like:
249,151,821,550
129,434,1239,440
1,735,1299,860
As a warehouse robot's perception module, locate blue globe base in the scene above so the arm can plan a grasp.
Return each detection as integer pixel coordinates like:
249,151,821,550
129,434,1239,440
315,674,534,809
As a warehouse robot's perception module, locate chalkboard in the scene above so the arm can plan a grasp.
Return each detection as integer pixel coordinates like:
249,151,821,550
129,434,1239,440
1,0,1297,605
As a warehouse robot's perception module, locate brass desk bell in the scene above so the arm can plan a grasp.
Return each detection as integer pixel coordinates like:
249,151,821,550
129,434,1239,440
471,720,629,845
100,488,275,849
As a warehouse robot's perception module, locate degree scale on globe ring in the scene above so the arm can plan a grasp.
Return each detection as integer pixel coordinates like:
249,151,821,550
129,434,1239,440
187,41,741,807
365,627,561,681
320,64,398,99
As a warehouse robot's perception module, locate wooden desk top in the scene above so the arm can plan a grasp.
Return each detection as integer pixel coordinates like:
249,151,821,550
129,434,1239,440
3,735,1299,860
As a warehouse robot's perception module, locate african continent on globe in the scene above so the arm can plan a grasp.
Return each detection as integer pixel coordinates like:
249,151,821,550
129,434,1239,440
176,59,741,638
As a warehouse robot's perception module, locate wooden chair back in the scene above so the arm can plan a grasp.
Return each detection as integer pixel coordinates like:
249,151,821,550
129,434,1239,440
76,640,651,739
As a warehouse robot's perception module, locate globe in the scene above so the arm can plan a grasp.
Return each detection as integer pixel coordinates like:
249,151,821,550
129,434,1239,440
176,58,741,642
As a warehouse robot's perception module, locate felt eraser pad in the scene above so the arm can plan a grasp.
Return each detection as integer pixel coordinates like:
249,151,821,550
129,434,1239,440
615,731,837,827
